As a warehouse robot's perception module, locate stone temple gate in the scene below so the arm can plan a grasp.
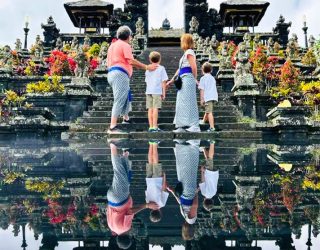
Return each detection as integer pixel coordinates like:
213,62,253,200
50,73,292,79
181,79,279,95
111,0,224,39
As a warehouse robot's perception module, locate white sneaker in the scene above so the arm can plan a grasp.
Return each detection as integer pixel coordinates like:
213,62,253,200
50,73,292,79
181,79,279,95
186,126,201,133
173,127,186,133
199,120,206,125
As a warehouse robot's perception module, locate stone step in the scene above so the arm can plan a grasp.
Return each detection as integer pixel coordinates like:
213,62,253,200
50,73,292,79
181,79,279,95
89,103,236,110
64,131,262,142
78,116,238,124
83,110,239,118
80,122,256,131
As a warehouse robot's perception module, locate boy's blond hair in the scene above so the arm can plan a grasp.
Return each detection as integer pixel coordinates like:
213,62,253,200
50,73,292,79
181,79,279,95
149,51,161,63
202,62,213,74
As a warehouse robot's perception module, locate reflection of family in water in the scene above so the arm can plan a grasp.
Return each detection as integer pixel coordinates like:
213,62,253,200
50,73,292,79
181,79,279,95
106,140,219,248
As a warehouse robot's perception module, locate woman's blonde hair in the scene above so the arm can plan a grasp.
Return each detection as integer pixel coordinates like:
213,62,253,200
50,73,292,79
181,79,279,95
180,34,194,51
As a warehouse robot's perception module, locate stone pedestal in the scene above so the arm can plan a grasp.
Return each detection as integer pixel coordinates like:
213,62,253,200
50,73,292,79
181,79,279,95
135,35,147,50
266,106,312,142
232,74,260,119
217,69,234,92
65,77,94,94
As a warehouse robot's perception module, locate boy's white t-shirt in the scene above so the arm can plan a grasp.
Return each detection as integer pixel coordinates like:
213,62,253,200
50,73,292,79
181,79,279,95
199,170,219,199
199,73,218,102
145,65,168,95
145,177,169,208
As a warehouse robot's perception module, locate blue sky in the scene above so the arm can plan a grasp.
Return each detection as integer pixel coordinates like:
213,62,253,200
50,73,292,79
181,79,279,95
0,0,318,47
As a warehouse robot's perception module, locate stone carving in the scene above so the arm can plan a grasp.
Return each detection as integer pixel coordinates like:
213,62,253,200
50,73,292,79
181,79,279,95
274,41,281,54
196,37,204,51
189,16,199,34
291,33,299,45
0,45,13,71
71,36,79,51
312,43,320,76
204,37,211,54
41,16,60,48
286,37,299,60
243,32,251,50
253,35,261,51
15,39,22,52
135,17,145,36
33,35,44,60
74,47,89,78
131,36,140,51
162,18,171,30
83,35,91,47
209,34,219,60
267,37,275,55
219,41,232,70
234,42,253,86
309,35,316,48
98,44,108,68
55,37,63,51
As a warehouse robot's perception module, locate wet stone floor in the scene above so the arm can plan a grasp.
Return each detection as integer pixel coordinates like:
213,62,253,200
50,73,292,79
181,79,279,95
0,139,319,250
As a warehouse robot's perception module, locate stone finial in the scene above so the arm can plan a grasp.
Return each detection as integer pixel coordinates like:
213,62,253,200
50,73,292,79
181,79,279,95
15,39,22,51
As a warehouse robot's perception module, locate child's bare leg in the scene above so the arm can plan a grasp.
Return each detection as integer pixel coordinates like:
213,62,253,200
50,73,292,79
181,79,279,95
153,108,159,128
208,112,215,128
203,113,208,123
152,144,159,164
148,143,154,164
148,109,153,128
208,143,215,159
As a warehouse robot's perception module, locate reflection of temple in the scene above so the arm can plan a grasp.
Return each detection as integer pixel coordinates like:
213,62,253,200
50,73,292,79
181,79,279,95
0,141,319,249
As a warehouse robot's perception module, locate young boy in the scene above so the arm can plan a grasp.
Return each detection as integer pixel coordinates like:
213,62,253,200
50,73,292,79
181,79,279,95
145,142,169,222
199,141,219,212
199,62,218,132
145,51,168,132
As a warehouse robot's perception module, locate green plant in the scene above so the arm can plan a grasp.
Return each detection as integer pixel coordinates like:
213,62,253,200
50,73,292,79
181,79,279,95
3,90,26,107
301,49,317,66
270,60,301,104
88,43,101,57
238,116,256,123
26,75,64,94
25,177,65,200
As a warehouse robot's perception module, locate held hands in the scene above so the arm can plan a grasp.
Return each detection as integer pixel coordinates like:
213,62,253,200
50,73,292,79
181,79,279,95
146,202,160,210
166,79,174,87
147,64,158,71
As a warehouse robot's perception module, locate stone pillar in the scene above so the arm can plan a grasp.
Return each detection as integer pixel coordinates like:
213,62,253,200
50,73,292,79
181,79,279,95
217,69,234,93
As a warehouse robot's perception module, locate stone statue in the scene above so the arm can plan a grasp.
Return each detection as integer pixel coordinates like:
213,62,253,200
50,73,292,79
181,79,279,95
253,35,261,51
131,36,140,51
83,35,91,47
274,42,281,54
71,36,79,51
55,37,63,51
234,42,253,85
0,45,13,73
312,42,320,76
309,35,316,48
292,33,299,45
98,44,108,68
243,33,251,50
267,37,275,55
204,37,211,54
219,41,232,70
34,35,44,60
14,39,22,51
135,17,145,36
74,47,89,78
189,16,199,34
286,37,299,59
196,37,204,51
209,34,219,59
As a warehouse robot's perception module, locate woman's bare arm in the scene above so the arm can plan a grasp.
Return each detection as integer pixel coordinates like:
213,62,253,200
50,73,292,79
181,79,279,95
128,58,158,71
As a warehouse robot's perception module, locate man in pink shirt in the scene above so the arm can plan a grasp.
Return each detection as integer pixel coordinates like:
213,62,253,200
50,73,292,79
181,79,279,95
106,142,159,249
107,26,157,134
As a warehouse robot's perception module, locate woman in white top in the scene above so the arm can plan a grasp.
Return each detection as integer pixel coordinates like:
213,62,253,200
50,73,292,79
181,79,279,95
167,34,200,133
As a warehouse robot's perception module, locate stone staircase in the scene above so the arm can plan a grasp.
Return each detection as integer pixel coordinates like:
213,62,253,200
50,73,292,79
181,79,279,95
70,46,262,140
